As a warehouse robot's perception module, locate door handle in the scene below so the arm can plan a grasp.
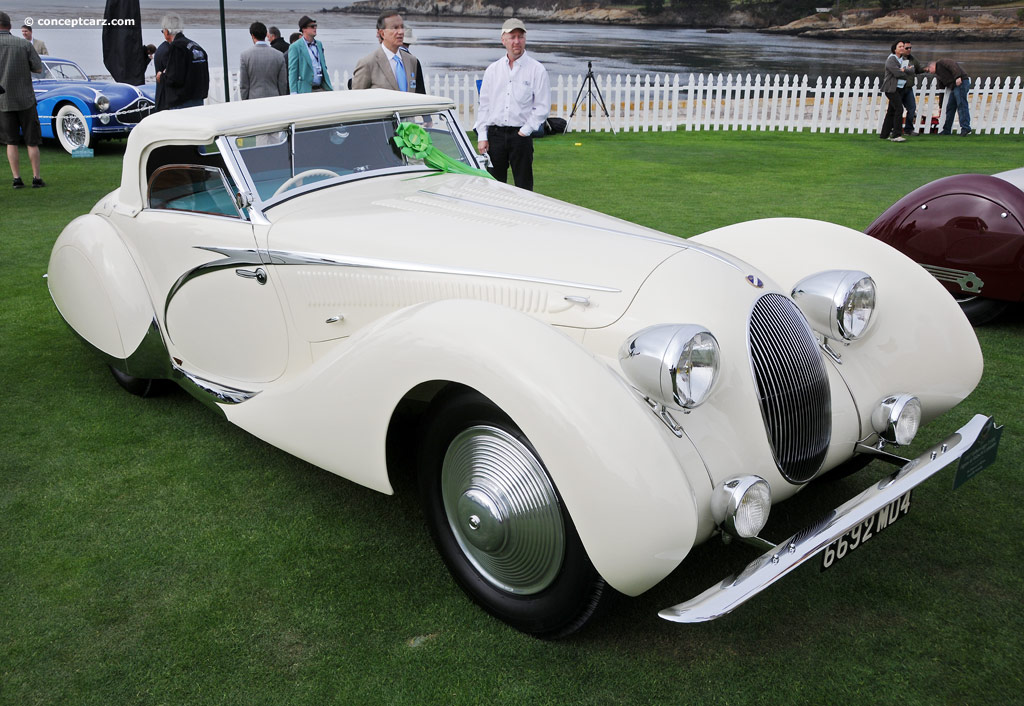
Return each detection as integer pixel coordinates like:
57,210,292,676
235,267,267,285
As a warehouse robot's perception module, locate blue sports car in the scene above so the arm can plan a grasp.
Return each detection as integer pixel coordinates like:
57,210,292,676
33,57,156,153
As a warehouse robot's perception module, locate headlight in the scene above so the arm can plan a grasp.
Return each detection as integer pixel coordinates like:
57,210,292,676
619,324,720,410
96,95,110,112
871,394,921,446
711,476,772,539
792,270,876,341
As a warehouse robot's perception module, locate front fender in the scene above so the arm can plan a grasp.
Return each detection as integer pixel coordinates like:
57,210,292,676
39,95,95,133
48,214,155,363
692,218,983,429
227,299,705,596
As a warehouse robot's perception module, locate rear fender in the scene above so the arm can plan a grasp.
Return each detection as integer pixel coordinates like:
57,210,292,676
226,299,705,596
48,214,160,374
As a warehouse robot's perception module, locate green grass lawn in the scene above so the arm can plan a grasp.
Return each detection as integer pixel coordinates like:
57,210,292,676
2,130,1023,705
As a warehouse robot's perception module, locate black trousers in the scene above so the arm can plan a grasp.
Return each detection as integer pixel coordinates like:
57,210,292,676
880,89,905,139
486,127,535,191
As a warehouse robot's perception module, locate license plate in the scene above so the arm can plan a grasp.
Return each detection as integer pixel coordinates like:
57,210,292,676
821,491,912,571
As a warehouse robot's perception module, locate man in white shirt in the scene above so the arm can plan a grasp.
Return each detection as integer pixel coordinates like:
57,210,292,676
474,18,550,191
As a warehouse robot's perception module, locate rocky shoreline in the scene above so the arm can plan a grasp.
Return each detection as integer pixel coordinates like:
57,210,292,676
324,2,1024,40
324,1,765,27
762,9,1024,41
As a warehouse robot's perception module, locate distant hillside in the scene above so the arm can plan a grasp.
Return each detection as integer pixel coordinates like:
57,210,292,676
326,0,1024,34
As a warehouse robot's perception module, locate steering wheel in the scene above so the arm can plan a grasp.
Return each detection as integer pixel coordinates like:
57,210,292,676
273,168,341,196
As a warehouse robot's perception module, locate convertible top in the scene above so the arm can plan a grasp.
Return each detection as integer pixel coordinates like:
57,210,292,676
118,90,457,212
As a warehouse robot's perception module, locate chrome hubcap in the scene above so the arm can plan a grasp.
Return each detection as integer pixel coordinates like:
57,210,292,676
441,426,565,595
62,114,86,147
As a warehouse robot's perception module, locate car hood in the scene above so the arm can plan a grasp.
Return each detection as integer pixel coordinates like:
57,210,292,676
263,173,739,329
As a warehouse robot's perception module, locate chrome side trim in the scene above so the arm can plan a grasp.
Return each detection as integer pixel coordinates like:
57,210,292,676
263,249,622,293
165,247,620,311
921,264,983,294
659,414,997,623
164,247,265,323
171,363,261,406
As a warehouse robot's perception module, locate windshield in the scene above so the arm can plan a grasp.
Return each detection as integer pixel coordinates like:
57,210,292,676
34,61,89,81
231,111,475,203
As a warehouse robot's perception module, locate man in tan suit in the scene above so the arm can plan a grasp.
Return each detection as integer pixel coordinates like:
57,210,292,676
351,11,425,93
21,25,47,55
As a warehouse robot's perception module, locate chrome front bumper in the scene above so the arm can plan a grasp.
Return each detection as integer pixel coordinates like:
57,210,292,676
660,414,999,623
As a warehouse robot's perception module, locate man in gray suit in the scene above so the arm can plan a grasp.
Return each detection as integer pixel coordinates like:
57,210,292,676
239,22,288,99
351,11,425,93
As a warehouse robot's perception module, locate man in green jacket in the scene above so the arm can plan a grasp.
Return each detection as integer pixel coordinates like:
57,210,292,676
288,15,332,94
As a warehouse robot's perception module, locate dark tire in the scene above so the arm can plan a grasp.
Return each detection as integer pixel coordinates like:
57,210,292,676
955,295,1008,326
109,365,164,397
418,388,608,638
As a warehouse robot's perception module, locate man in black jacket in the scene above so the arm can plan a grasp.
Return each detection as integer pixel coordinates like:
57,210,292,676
158,13,209,110
268,26,289,54
927,59,972,136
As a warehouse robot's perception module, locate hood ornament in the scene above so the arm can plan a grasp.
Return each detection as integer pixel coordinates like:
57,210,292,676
746,274,764,289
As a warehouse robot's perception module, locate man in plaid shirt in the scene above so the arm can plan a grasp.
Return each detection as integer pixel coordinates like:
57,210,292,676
0,11,45,188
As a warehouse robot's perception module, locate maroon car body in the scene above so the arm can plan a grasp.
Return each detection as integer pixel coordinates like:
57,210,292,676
866,168,1024,324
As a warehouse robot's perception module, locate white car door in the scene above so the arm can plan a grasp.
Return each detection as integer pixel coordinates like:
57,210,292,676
131,164,290,384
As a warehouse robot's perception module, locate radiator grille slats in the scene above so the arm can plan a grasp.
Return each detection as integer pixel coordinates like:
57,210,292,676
748,293,831,483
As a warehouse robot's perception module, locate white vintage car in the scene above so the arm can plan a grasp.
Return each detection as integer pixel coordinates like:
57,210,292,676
48,90,1000,637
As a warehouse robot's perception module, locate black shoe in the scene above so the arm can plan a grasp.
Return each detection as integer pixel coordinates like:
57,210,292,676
960,129,973,136
31,177,45,188
12,177,24,189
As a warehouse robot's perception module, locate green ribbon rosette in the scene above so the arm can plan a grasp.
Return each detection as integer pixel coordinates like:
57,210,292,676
394,122,494,179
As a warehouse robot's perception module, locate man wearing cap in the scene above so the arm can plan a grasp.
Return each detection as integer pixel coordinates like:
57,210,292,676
474,18,550,191
351,11,424,93
288,15,332,93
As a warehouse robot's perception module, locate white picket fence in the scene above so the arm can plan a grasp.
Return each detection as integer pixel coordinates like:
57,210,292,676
210,71,1024,135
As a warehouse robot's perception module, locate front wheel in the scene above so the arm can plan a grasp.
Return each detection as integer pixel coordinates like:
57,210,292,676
418,389,608,638
55,104,90,153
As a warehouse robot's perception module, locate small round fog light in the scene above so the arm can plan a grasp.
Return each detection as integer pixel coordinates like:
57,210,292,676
872,394,921,446
712,476,771,539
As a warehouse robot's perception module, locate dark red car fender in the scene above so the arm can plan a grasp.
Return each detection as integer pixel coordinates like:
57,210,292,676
866,174,1024,303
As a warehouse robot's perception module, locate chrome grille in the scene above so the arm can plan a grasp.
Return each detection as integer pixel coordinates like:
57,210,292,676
115,97,155,125
748,293,831,483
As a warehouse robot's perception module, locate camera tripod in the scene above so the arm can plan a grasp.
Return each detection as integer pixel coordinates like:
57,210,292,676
566,62,617,134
